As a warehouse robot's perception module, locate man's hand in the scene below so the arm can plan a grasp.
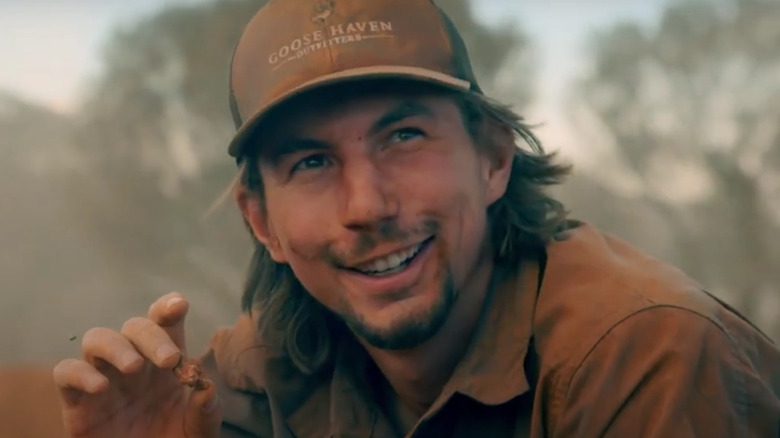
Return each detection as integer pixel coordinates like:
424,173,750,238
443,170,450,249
52,292,222,438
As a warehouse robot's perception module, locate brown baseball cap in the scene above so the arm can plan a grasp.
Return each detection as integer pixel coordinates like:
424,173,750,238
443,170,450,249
227,0,483,158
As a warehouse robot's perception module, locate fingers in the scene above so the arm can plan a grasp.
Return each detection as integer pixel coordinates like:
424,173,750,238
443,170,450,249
184,379,222,438
57,293,189,406
121,317,182,369
81,327,145,373
53,359,109,407
148,291,189,354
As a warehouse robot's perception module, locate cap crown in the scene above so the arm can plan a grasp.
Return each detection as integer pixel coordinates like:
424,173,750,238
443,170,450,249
228,0,480,157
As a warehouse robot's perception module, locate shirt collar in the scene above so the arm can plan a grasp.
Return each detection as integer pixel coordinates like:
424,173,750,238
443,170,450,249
434,256,541,408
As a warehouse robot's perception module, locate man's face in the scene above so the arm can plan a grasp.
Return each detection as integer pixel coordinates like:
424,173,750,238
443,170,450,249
242,86,510,350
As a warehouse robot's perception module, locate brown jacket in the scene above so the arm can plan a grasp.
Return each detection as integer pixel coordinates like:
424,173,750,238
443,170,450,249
201,223,780,437
0,367,66,438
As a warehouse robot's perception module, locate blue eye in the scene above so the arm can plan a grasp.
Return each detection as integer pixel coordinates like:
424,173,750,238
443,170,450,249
291,154,330,173
390,127,424,143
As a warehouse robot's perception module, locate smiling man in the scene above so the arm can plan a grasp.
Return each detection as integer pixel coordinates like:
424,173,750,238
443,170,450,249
54,1,780,437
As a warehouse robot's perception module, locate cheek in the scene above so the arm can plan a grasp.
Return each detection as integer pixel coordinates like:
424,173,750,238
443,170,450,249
446,192,489,276
392,149,489,272
393,141,488,233
263,190,345,308
286,253,343,309
264,187,336,257
277,229,345,311
391,147,486,212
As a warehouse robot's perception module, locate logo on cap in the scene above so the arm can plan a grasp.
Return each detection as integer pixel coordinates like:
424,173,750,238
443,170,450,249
312,0,335,24
269,9,395,70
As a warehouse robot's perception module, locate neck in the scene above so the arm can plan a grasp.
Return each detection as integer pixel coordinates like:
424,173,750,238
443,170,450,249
361,256,497,419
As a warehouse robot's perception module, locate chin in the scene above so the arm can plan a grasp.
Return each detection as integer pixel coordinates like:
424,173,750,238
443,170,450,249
342,277,457,351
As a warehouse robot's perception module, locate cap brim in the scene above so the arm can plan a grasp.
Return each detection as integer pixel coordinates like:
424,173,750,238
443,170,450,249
227,65,472,158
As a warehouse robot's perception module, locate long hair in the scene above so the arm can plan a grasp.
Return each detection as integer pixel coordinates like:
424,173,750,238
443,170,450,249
236,86,572,375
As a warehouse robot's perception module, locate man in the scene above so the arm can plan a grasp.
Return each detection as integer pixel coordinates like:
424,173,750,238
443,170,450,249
53,0,780,437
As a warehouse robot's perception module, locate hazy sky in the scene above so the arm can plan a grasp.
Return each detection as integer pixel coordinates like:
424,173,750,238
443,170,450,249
0,0,669,109
0,0,669,156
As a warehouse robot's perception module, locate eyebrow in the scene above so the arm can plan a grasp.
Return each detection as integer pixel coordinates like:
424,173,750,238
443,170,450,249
264,100,436,165
367,100,435,137
265,137,331,166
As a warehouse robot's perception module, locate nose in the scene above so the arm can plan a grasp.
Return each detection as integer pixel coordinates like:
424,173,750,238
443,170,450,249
338,159,399,231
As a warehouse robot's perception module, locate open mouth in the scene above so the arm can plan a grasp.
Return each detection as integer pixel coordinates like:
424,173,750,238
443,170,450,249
349,237,434,278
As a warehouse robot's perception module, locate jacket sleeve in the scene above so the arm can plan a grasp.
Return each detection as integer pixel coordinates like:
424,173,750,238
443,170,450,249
198,346,276,438
552,306,780,438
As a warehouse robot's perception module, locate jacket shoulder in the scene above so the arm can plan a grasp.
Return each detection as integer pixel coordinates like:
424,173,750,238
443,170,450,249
532,222,775,371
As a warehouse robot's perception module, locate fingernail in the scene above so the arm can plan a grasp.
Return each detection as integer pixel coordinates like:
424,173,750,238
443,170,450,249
85,374,106,392
203,394,219,413
120,351,142,370
166,297,184,310
155,344,178,362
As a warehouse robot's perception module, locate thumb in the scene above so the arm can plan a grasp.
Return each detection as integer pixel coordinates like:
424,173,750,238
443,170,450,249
184,379,222,438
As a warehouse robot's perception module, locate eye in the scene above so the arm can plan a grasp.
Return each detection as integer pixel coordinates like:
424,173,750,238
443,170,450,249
291,153,331,173
389,127,424,143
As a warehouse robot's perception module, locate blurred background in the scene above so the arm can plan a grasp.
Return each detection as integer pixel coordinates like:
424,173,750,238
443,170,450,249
1,0,778,369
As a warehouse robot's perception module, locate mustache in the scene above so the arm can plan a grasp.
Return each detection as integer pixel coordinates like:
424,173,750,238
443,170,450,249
323,219,439,266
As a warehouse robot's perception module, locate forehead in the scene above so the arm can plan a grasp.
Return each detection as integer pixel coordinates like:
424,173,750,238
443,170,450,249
250,80,463,148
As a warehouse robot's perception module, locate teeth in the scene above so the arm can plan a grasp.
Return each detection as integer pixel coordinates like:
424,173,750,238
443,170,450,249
356,243,422,274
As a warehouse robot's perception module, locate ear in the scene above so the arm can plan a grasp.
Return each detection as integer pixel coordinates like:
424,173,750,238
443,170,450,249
481,121,515,205
235,186,288,264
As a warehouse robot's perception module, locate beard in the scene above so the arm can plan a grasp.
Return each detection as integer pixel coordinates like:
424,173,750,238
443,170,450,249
314,218,459,350
338,270,457,351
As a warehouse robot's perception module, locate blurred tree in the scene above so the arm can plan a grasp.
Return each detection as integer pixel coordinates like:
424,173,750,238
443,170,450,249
0,92,78,176
62,0,535,351
442,0,533,103
66,0,268,338
568,0,780,339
